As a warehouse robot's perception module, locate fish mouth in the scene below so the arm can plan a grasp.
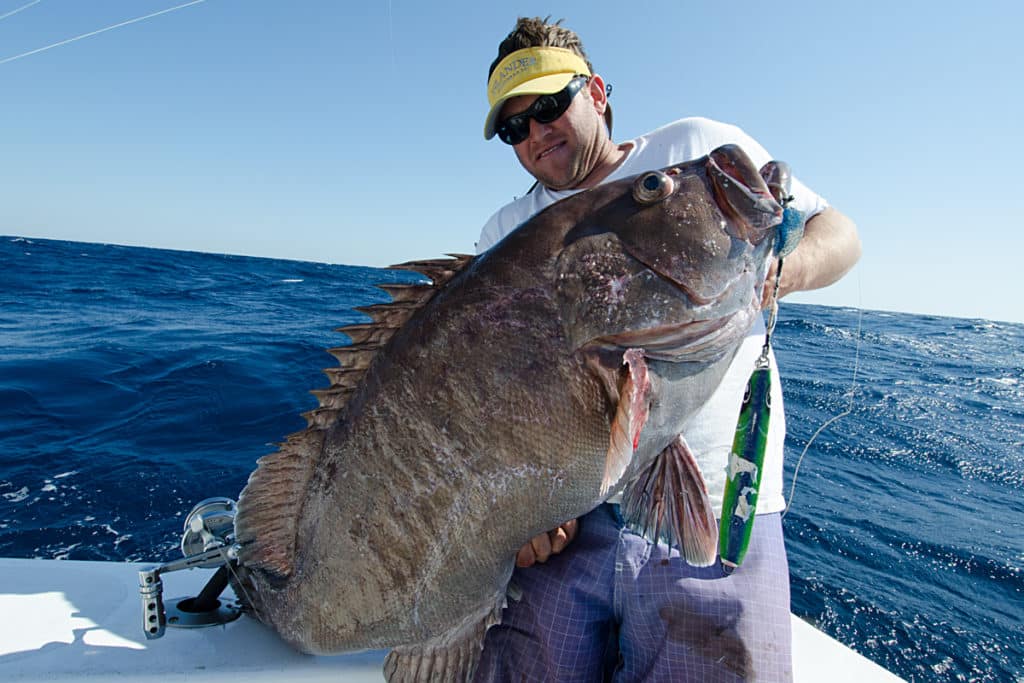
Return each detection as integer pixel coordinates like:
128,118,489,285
594,304,756,362
594,245,762,362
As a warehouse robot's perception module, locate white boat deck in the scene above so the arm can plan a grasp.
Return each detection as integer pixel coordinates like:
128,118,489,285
0,558,903,681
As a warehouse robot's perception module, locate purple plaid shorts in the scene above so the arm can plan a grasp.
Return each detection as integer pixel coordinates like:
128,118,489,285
474,505,792,682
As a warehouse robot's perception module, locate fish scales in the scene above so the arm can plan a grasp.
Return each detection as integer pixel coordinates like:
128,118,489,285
232,144,785,681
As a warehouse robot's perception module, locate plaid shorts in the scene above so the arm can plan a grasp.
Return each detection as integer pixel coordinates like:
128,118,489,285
474,505,792,682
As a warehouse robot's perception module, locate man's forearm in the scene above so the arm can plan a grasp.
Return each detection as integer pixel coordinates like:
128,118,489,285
778,206,861,299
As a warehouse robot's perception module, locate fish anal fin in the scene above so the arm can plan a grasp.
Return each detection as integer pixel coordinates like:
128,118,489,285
621,434,719,566
383,595,503,682
600,348,650,496
235,428,326,578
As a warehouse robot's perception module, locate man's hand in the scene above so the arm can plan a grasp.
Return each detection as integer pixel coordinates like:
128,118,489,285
516,519,579,568
761,206,860,309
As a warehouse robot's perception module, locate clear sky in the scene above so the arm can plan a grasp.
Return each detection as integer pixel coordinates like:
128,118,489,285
2,0,1022,324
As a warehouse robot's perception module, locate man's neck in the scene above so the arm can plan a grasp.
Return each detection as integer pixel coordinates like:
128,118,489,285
572,141,633,190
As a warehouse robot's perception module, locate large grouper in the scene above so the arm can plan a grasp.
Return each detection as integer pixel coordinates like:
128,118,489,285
231,144,788,682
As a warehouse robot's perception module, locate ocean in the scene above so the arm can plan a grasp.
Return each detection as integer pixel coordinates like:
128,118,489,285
1,236,1021,682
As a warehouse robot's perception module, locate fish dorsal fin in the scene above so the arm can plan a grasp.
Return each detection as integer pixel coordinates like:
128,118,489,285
315,254,475,421
235,254,474,578
388,253,474,286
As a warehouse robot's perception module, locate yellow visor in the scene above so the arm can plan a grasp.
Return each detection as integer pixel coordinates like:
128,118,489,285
483,46,591,140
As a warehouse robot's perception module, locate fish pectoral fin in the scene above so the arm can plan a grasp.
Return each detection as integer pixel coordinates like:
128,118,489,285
601,348,651,496
383,596,504,683
621,435,719,567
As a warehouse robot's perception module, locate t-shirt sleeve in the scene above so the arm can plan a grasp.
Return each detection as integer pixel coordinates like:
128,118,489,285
476,210,504,254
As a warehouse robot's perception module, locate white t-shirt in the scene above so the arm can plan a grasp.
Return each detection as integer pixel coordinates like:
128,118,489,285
477,117,829,516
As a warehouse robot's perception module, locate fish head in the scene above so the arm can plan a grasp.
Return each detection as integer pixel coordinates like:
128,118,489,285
555,144,784,362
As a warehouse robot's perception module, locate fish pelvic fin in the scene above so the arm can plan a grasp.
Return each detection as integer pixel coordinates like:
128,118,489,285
382,594,503,683
621,434,719,566
601,348,650,496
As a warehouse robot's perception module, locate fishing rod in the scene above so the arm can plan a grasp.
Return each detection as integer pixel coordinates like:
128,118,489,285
0,0,207,66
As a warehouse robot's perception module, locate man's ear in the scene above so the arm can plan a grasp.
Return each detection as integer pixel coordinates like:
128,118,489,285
588,74,608,114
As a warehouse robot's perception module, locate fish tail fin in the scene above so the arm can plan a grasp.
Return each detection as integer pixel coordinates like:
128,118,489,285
621,434,719,566
234,428,325,578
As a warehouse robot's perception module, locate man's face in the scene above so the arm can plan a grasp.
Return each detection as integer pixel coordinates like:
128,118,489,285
500,77,608,191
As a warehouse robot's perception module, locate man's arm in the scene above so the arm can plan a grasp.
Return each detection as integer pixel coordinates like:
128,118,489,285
518,212,859,566
765,206,861,305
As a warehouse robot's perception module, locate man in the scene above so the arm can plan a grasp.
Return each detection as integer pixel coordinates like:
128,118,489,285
474,17,861,683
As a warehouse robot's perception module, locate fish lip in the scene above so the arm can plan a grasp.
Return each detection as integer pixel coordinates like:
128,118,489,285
587,248,763,362
592,304,757,362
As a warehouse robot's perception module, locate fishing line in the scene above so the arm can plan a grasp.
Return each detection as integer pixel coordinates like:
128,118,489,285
0,0,207,66
0,0,42,23
386,0,396,79
782,270,864,519
223,552,263,621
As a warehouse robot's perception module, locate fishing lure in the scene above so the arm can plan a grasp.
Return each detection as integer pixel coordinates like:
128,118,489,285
718,161,803,574
719,354,772,574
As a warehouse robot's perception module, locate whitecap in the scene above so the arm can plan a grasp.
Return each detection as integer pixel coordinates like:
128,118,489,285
53,542,82,560
3,486,30,503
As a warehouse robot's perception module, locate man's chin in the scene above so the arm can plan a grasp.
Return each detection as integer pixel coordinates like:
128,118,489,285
532,166,580,192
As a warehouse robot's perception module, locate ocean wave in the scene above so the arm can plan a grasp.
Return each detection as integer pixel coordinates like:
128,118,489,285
2,237,1021,682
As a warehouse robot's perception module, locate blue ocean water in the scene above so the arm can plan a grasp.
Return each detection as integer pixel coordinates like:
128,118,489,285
1,235,1021,682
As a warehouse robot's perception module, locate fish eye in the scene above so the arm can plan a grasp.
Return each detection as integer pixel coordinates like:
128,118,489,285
633,171,675,205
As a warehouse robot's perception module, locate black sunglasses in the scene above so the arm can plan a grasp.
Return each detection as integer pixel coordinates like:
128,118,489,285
495,76,589,146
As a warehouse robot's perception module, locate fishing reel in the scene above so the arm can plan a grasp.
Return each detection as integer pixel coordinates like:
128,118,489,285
138,497,243,639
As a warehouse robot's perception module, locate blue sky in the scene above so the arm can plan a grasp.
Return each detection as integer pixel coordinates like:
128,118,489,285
2,0,1022,324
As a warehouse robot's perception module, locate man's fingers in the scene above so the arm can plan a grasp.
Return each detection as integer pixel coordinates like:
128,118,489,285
531,531,553,564
550,519,578,553
515,531,551,568
761,264,778,309
515,519,580,568
515,544,536,568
